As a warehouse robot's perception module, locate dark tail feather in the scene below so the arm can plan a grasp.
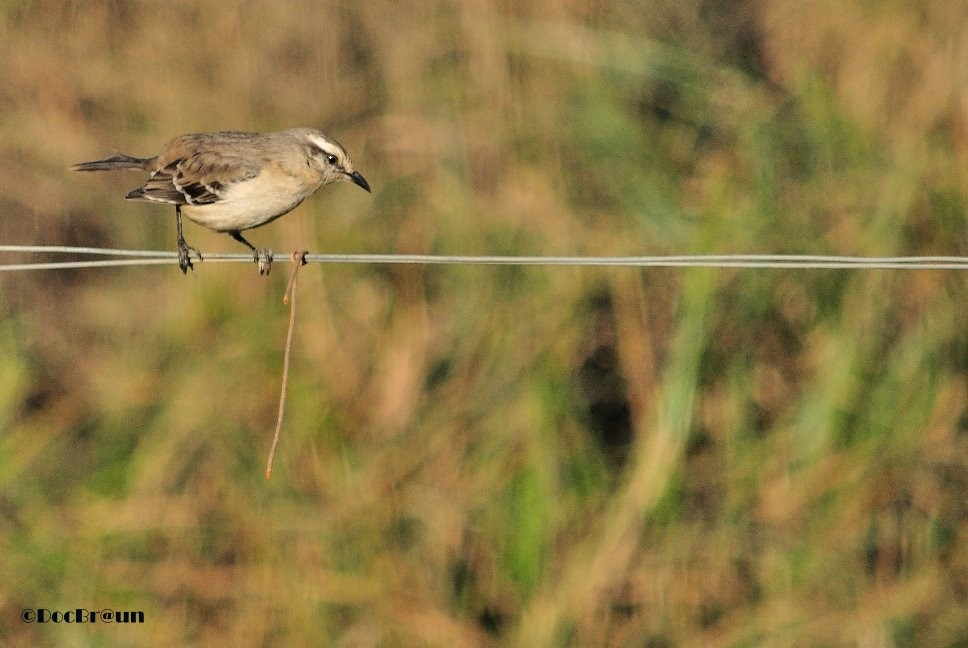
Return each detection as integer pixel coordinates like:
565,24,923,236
71,153,152,172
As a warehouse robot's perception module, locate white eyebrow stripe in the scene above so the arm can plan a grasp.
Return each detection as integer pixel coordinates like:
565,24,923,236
306,135,342,156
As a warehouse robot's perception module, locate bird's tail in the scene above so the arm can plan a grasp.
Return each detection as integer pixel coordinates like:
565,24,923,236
70,153,152,172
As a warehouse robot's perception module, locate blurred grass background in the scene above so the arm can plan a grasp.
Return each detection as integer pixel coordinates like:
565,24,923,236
1,1,967,645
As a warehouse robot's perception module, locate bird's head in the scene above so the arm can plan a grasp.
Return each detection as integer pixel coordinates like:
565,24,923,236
301,129,370,192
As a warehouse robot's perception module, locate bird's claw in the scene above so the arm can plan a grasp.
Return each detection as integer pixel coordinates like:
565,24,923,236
178,240,203,274
256,248,274,276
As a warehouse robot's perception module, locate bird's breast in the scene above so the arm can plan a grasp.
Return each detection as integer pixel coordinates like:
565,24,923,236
180,169,321,232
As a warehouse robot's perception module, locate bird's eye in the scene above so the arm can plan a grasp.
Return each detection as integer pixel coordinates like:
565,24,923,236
326,154,338,165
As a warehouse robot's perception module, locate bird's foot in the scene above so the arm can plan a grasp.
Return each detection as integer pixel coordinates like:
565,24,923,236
255,248,274,276
177,239,204,274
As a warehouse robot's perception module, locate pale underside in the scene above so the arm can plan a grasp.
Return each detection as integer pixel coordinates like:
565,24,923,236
126,140,325,232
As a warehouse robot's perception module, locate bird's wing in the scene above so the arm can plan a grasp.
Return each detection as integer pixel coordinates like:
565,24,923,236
126,145,263,206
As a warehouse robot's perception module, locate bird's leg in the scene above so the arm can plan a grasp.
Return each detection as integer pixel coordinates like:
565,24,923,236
229,230,273,276
175,206,203,274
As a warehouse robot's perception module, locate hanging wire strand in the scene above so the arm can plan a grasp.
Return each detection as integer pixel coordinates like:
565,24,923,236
2,244,968,271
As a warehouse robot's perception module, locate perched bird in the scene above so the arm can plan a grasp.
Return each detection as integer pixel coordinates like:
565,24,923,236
72,128,371,274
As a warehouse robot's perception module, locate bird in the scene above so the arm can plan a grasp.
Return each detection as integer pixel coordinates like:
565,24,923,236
72,128,371,274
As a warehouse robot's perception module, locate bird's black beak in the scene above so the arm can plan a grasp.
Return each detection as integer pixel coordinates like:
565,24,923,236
347,170,371,193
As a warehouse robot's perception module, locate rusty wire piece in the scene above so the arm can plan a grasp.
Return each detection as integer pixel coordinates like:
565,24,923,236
266,250,310,480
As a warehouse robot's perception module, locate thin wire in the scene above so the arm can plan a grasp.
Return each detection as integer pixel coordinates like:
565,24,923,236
2,245,968,271
302,253,968,270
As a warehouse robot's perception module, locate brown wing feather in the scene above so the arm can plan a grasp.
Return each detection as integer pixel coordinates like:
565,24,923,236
125,133,264,206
